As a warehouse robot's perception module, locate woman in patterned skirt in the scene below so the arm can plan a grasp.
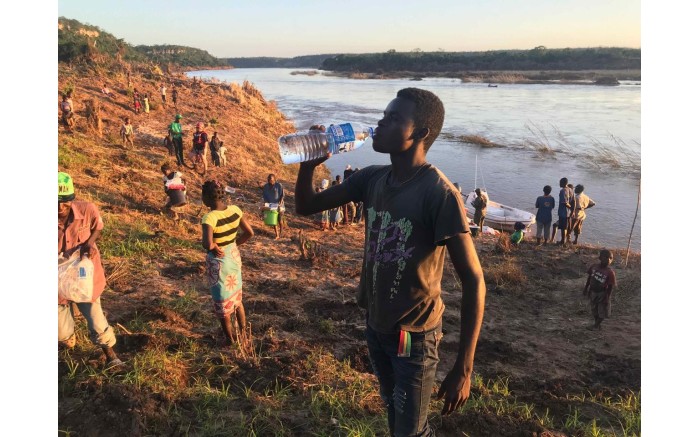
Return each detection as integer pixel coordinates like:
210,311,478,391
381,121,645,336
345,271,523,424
201,180,254,346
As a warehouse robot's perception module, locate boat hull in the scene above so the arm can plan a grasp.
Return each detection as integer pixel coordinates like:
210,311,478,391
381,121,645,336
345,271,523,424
463,192,535,233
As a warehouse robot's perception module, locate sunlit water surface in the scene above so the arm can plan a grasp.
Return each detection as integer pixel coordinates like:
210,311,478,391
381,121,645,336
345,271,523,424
188,68,641,251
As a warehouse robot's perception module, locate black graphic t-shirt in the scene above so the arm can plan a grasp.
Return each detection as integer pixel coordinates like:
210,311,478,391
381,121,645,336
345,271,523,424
346,164,469,333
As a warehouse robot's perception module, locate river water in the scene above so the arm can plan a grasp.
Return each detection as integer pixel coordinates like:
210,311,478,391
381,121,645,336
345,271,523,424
187,68,641,251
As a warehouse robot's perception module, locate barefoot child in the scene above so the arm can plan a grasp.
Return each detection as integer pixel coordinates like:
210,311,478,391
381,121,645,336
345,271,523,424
583,249,617,329
201,180,254,346
120,117,134,148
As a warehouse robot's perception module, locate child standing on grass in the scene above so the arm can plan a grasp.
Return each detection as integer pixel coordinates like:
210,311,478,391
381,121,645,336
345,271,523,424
583,249,617,329
120,117,134,148
143,93,150,115
201,180,254,347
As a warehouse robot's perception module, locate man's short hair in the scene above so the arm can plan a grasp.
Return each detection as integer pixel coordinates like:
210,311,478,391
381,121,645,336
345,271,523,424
543,185,552,195
600,249,613,260
396,88,445,152
575,184,584,194
559,177,568,187
268,173,275,180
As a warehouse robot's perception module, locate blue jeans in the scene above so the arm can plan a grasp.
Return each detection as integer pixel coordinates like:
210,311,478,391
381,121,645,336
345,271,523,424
58,298,116,348
366,322,442,437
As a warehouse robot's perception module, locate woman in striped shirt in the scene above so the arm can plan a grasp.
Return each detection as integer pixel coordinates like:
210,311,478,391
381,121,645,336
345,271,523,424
201,180,254,346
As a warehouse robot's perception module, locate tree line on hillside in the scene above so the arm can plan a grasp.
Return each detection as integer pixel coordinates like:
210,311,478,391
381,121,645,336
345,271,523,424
58,17,224,68
59,17,640,74
321,47,641,72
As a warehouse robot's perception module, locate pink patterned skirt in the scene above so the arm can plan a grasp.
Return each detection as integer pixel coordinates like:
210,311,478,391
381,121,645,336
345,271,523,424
205,243,243,318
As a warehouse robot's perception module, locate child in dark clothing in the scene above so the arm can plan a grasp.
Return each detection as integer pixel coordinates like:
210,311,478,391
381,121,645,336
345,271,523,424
583,249,617,329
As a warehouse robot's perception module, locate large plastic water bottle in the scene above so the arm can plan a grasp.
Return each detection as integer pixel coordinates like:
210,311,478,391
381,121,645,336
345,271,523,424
74,255,95,302
278,122,374,164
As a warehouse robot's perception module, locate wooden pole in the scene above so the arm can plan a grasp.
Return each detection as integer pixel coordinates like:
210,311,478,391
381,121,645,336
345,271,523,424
625,179,641,267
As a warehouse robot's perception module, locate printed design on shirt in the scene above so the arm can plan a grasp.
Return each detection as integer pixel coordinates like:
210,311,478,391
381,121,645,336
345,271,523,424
366,207,414,302
592,270,608,287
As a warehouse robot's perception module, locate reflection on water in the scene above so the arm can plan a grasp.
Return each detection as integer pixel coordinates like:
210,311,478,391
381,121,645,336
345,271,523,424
188,69,641,251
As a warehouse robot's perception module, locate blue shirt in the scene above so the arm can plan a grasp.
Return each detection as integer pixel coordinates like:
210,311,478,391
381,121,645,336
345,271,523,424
535,195,555,223
263,182,284,204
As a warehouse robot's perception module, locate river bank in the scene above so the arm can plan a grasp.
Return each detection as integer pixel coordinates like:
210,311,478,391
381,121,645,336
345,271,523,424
322,69,641,84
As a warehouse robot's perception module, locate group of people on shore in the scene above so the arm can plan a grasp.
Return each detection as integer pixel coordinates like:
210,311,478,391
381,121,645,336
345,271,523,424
535,177,596,246
314,166,364,231
467,177,596,247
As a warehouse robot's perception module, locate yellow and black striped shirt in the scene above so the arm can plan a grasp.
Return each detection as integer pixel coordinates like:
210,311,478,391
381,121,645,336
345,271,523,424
201,205,243,247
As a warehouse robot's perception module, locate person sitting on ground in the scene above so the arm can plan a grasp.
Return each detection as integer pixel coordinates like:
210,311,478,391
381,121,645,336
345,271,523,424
209,131,223,167
201,180,254,346
161,163,187,218
510,221,526,245
60,94,74,133
58,172,123,368
101,83,115,98
120,117,134,148
583,249,616,330
471,188,488,236
571,184,596,245
189,122,209,172
535,185,555,246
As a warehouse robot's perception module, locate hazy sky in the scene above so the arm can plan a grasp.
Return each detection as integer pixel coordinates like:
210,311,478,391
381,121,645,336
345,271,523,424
57,0,640,58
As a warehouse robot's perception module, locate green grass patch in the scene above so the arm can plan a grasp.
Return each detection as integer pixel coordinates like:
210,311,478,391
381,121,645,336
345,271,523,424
461,373,641,436
100,216,161,258
59,143,90,169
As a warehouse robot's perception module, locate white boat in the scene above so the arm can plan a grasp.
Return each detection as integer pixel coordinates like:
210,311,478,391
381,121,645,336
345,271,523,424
463,190,535,232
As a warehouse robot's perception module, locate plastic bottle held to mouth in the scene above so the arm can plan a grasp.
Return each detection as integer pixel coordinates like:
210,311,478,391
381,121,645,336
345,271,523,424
278,122,374,164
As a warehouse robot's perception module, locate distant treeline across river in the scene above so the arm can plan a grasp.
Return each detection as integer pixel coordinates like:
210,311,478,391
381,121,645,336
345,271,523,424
224,47,640,76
